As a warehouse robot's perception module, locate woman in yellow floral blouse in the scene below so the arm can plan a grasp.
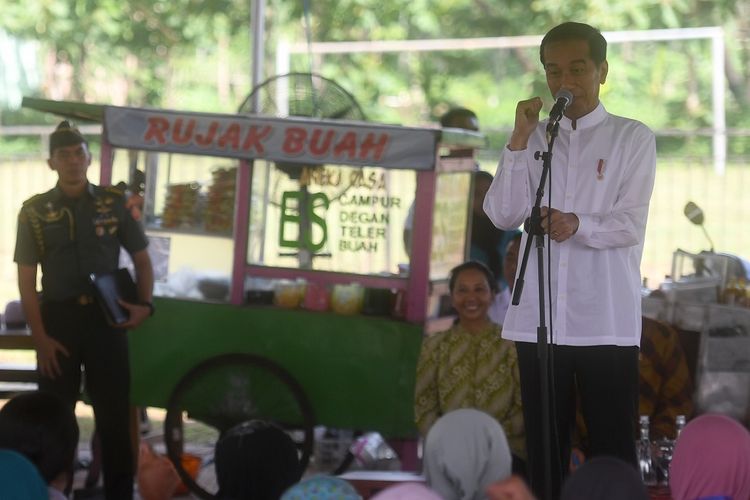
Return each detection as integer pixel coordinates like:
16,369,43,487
414,260,526,467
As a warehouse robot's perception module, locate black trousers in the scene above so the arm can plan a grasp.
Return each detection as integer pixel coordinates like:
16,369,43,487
515,342,639,500
41,300,133,500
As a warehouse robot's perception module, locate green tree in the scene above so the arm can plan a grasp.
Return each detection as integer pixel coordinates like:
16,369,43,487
0,0,251,108
1,0,748,149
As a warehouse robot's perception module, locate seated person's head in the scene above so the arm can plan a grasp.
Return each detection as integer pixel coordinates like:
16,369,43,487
440,107,480,158
440,107,479,131
423,408,512,500
450,260,499,294
0,449,48,500
448,261,498,327
0,391,79,488
214,420,302,500
670,413,750,500
472,171,494,217
560,456,648,500
281,475,362,500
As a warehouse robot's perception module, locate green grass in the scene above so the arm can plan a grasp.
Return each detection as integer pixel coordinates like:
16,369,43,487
643,159,750,288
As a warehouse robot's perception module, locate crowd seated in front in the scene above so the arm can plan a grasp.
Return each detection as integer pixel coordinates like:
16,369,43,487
486,455,648,500
670,413,750,500
281,475,362,500
0,449,49,500
214,419,302,500
370,483,442,500
423,408,513,500
486,412,750,500
559,456,649,500
0,391,79,500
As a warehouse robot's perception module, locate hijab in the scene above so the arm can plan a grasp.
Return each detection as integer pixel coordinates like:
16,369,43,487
560,456,648,500
423,408,512,500
370,482,442,500
670,413,750,500
281,475,362,500
0,449,48,500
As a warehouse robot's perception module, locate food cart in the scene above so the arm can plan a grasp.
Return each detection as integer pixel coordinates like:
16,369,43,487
23,97,483,497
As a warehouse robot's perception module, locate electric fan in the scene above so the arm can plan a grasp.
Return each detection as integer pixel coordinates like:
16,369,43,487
237,72,366,121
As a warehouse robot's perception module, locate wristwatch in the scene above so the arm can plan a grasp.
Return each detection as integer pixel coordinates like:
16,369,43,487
141,301,155,317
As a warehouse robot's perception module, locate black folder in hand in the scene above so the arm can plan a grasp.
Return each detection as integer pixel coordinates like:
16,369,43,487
90,268,138,326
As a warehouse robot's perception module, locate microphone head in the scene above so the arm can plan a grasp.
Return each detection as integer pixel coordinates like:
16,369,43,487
554,88,574,105
684,201,705,225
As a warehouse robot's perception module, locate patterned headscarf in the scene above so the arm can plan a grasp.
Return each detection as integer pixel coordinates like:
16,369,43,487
560,456,648,500
670,413,750,500
423,408,512,500
0,449,48,500
281,476,362,500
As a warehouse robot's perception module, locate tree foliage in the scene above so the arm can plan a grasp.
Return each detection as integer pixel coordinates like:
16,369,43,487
0,0,748,154
0,0,251,106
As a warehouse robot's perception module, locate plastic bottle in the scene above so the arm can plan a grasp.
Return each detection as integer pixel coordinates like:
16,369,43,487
637,415,657,486
675,415,686,440
655,414,687,485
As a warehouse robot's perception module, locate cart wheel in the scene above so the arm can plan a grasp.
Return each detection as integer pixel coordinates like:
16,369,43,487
164,353,315,499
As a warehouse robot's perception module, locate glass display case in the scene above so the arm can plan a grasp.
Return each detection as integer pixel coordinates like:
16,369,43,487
111,150,237,301
246,161,416,276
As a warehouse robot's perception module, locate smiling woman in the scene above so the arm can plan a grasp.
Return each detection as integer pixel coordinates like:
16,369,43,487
413,260,526,473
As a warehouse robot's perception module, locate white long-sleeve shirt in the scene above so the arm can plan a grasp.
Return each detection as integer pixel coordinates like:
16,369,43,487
483,103,656,347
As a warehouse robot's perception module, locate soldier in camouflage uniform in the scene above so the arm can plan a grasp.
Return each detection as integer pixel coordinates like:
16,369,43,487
14,121,154,499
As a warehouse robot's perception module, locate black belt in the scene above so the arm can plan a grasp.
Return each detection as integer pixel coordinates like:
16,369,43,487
46,294,96,306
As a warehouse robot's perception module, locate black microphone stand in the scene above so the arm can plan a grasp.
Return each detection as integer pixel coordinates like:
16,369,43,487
511,121,560,500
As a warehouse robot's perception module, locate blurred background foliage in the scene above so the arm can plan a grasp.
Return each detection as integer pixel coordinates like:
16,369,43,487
0,0,748,154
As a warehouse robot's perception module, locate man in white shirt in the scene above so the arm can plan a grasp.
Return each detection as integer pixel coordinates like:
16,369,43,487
483,22,656,499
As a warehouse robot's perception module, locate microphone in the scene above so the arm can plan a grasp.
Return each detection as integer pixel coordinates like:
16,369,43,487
684,201,714,252
546,89,574,132
683,201,704,225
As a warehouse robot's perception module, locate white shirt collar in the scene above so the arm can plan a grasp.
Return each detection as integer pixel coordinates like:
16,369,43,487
558,102,607,131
